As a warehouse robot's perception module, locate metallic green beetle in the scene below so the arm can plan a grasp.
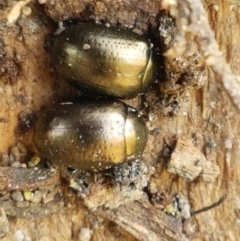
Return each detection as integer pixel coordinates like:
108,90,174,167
34,98,148,171
52,23,154,99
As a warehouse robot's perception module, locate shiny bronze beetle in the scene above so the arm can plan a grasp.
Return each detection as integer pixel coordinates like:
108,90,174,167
34,98,148,171
52,23,154,99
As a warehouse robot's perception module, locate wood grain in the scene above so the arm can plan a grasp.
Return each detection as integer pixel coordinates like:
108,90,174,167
0,167,59,191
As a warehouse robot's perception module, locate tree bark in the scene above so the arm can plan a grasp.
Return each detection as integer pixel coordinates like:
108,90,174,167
1,0,240,240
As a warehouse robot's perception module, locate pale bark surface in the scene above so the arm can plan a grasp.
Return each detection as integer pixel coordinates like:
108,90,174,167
0,0,240,241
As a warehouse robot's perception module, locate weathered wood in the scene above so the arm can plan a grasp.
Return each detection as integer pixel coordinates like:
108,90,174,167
98,200,184,241
162,0,240,111
1,0,240,240
0,167,59,191
167,137,220,182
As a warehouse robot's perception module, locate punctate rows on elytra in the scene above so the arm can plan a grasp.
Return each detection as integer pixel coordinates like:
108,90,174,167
34,98,148,171
52,22,155,99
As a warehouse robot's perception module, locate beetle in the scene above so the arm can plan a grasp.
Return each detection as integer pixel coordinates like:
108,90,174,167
33,98,148,171
52,22,154,99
